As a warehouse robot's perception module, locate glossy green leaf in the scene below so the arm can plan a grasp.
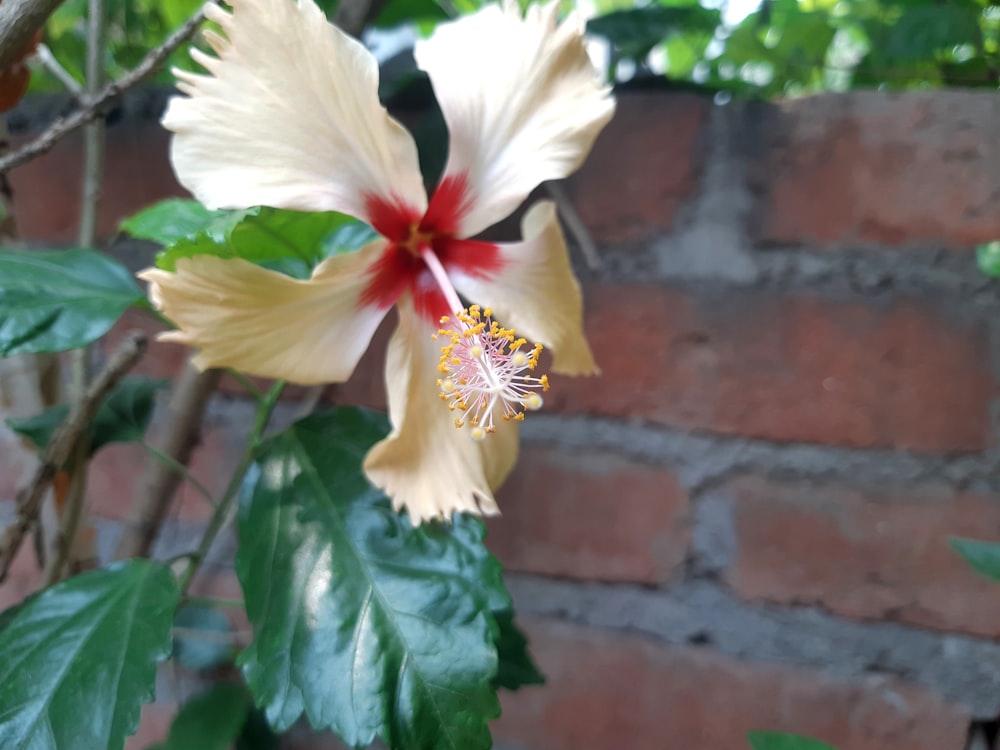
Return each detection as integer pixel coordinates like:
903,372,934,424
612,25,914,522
0,560,180,749
0,248,144,355
493,610,545,690
147,683,251,750
236,407,505,750
156,208,378,279
6,376,166,456
747,730,837,750
951,537,1000,583
120,198,248,246
977,240,1000,278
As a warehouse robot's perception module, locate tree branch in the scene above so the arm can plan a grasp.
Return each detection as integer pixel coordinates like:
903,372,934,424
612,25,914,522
0,5,207,174
0,332,147,584
0,0,64,71
115,363,222,560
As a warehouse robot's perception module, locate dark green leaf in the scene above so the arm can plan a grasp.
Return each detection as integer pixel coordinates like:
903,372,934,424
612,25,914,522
0,560,180,749
493,610,545,690
156,208,378,279
6,404,69,452
235,710,281,750
978,240,1000,278
90,376,168,452
6,376,167,457
747,731,837,750
0,248,144,356
236,407,505,750
375,0,449,28
887,5,981,62
147,683,251,750
951,537,1000,583
587,5,721,61
172,603,236,670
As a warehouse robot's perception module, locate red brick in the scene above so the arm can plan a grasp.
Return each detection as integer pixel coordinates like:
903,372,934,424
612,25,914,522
551,284,995,452
488,447,688,584
0,532,41,614
495,618,969,750
564,91,709,244
126,699,175,750
10,120,185,244
754,91,1000,247
715,475,1000,638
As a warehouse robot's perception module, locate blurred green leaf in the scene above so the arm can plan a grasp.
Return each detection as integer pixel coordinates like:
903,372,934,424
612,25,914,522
0,248,144,356
236,407,506,749
886,5,981,62
7,376,167,457
147,683,251,750
493,610,545,690
587,5,721,61
0,561,179,749
375,0,449,28
951,537,1000,583
172,603,236,670
977,240,1000,277
156,208,378,279
747,731,838,750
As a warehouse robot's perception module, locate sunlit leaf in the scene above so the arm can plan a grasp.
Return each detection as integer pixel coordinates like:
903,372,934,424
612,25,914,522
747,730,838,750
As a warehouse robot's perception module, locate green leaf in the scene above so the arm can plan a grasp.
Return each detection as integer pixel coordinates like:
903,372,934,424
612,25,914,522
172,604,236,671
587,5,721,61
493,610,545,690
236,407,505,750
0,560,180,749
747,730,838,750
6,376,167,457
977,240,1000,278
375,0,449,28
147,683,251,750
120,199,239,246
887,5,981,62
90,376,168,451
951,537,1000,583
156,208,378,279
0,248,144,356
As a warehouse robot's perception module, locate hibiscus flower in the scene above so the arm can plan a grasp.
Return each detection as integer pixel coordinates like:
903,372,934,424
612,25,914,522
141,0,615,522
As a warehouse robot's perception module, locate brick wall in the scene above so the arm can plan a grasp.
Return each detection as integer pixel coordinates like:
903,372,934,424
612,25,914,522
4,87,1000,749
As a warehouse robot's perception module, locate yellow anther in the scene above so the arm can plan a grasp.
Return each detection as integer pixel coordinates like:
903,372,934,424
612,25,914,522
540,374,550,391
441,378,456,394
454,418,465,428
523,393,543,411
512,351,529,367
470,426,487,441
440,315,450,324
484,307,492,317
470,345,483,359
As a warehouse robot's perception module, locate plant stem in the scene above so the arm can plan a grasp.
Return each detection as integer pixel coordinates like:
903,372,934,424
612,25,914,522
140,442,217,508
179,381,284,595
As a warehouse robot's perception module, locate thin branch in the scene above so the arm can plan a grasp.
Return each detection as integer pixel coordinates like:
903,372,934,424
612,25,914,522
0,332,147,584
0,5,207,174
115,363,222,560
546,181,602,272
33,44,85,99
0,0,65,71
140,441,217,508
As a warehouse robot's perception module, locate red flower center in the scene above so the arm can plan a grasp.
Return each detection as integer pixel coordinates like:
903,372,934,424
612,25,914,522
360,174,504,322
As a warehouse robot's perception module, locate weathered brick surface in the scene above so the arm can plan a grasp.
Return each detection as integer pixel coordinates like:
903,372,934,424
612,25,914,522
564,91,709,245
488,446,689,584
10,120,184,244
495,618,970,750
753,91,1000,247
552,284,995,452
709,476,1000,639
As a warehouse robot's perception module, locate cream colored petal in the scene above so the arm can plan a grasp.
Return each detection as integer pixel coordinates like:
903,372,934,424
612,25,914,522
449,201,597,376
414,0,615,237
139,245,390,385
363,299,519,524
162,0,427,222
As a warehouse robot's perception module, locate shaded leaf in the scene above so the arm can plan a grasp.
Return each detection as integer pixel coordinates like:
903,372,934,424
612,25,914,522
951,537,1000,583
747,731,838,750
493,610,545,690
978,240,1000,278
0,248,144,355
0,560,180,749
236,407,505,750
6,376,167,456
147,683,251,750
587,5,721,61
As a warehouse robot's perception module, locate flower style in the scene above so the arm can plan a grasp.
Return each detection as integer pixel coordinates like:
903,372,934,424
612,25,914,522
141,0,615,522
